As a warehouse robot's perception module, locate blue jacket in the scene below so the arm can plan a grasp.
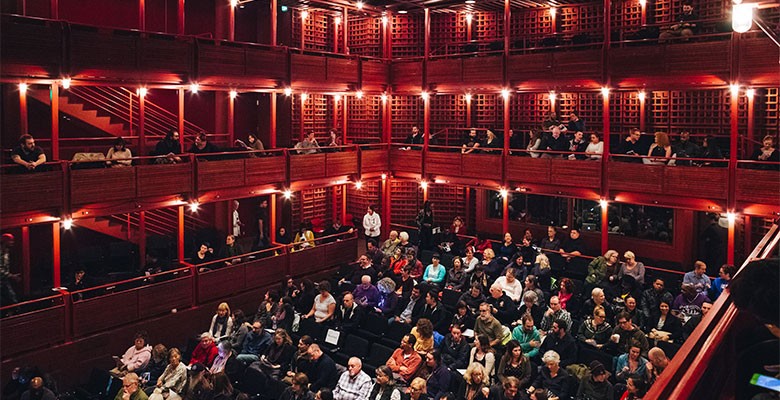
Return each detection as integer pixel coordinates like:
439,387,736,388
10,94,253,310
242,330,271,356
426,365,451,400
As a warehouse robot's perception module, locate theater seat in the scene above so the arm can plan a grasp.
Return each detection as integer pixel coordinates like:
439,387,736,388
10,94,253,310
363,343,396,376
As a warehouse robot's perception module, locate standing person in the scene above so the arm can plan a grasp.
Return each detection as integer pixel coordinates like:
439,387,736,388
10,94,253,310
231,200,243,238
416,201,435,251
0,234,20,306
363,205,382,243
255,198,270,249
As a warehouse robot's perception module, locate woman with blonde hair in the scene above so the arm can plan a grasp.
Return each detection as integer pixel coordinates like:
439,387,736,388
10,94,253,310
209,302,234,341
462,362,489,400
532,253,552,294
407,377,427,400
619,251,646,285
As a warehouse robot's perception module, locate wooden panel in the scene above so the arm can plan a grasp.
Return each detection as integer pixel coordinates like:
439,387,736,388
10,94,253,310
389,148,422,174
289,246,326,276
244,256,286,289
390,61,423,89
360,149,389,173
739,38,780,86
137,277,193,319
608,163,664,193
291,54,328,84
326,152,358,177
736,169,780,206
0,171,63,213
463,153,502,180
507,53,552,81
290,154,327,181
245,48,288,81
70,29,138,78
462,56,503,86
245,156,286,186
326,58,359,83
197,42,245,77
666,42,729,74
136,163,192,198
0,306,65,356
553,50,602,79
550,159,601,188
71,167,136,206
609,47,665,77
0,17,62,77
665,167,727,200
505,156,551,183
427,58,463,87
426,152,463,176
197,159,246,191
362,60,390,92
137,35,192,79
323,237,358,266
198,265,246,303
73,291,138,337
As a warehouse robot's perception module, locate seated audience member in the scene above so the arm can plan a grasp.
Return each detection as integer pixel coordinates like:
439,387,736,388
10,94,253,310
462,128,481,154
422,350,451,400
645,132,672,165
190,332,219,367
395,266,416,300
647,300,683,344
115,373,146,400
672,283,711,324
512,313,541,359
577,307,613,349
645,347,669,385
273,297,295,332
615,344,648,384
565,111,586,133
406,378,427,400
291,279,316,315
152,129,182,163
114,331,152,375
522,275,545,307
488,284,517,325
618,251,645,286
303,281,337,324
151,348,187,399
255,290,279,328
750,135,780,169
366,240,385,268
617,128,644,162
423,254,447,288
567,131,589,160
468,265,491,295
682,301,712,341
106,137,132,167
211,373,234,400
293,222,316,251
236,321,272,365
389,247,408,279
189,131,220,157
353,275,381,309
370,366,403,400
333,357,372,400
296,131,320,154
470,335,497,383
20,377,56,400
497,340,532,388
529,351,573,400
586,133,604,160
682,260,711,293
229,309,250,350
695,135,724,166
410,318,435,353
475,303,507,348
387,335,423,383
658,0,699,42
462,362,489,400
209,302,234,341
446,257,467,291
285,336,314,384
639,278,673,323
710,264,735,300
238,133,265,155
325,129,342,149
397,231,417,256
558,228,586,276
11,134,47,172
281,373,315,400
576,361,613,400
308,344,339,392
585,250,619,292
192,242,214,267
672,131,700,160
334,292,364,333
482,249,503,282
539,319,577,368
277,227,292,245
254,328,295,381
517,291,544,331
441,325,470,370
539,127,568,157
460,282,488,313
542,112,562,131
405,250,424,281
465,233,493,257
539,295,571,334
381,230,401,258
494,268,524,303
610,312,650,355
526,130,543,158
481,129,501,152
621,375,648,400
323,220,352,244
451,300,476,332
421,289,447,332
622,296,644,329
395,284,426,325
581,288,615,324
342,255,379,288
144,344,169,389
209,340,241,382
218,235,244,265
497,233,518,264
463,247,481,273
539,226,561,251
181,364,210,400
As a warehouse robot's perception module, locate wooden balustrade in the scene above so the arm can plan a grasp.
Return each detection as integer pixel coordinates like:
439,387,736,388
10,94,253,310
0,305,65,356
0,169,63,214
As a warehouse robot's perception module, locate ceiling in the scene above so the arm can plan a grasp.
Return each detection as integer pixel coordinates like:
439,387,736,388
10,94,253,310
276,0,601,15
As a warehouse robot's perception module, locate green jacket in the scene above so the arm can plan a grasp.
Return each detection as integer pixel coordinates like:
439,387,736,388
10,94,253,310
114,388,148,400
586,256,616,285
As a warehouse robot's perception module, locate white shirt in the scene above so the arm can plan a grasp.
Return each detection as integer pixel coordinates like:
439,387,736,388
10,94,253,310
494,276,525,302
586,141,604,159
232,209,242,237
363,212,381,238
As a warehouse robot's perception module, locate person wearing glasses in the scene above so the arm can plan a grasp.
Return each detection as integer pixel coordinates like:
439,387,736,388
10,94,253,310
117,373,146,400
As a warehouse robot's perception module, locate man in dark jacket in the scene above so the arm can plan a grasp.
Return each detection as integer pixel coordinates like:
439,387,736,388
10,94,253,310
333,292,364,333
539,319,578,368
307,344,339,392
440,325,470,370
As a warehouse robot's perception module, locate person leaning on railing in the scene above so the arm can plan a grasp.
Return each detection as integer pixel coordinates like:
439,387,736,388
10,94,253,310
105,137,133,167
151,129,182,164
10,134,46,172
750,135,780,170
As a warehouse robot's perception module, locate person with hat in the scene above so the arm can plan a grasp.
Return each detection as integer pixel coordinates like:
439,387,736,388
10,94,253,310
576,361,614,400
422,254,446,288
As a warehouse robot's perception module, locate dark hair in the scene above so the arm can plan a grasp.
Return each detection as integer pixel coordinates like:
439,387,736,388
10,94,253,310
429,349,442,365
318,280,331,293
628,374,649,396
317,389,334,400
134,331,148,343
456,300,468,311
196,132,207,141
18,134,33,144
502,340,523,363
300,279,315,292
721,264,737,278
166,128,178,141
232,309,245,324
559,277,574,294
212,372,233,395
616,311,631,323
375,365,394,383
730,258,779,326
267,290,280,303
113,137,127,149
476,335,492,352
553,318,568,332
405,334,417,346
299,335,314,346
427,289,440,303
367,239,377,247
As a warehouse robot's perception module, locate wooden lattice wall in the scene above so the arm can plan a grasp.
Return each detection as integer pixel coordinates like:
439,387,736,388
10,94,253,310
348,16,381,57
347,95,382,143
391,14,424,57
291,94,334,142
292,8,334,51
391,95,423,142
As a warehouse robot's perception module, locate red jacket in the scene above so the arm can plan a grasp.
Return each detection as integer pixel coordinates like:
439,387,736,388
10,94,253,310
190,342,218,367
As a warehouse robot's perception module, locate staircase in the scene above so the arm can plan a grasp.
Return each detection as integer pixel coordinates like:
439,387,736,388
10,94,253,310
74,209,212,244
27,87,129,137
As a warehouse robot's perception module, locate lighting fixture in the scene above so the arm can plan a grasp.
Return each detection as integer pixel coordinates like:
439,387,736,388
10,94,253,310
189,202,200,212
61,78,71,89
138,87,148,98
283,189,293,199
189,83,200,93
732,3,756,33
637,91,646,101
62,218,73,230
601,87,610,97
229,90,238,99
284,87,293,96
18,83,27,94
356,90,364,99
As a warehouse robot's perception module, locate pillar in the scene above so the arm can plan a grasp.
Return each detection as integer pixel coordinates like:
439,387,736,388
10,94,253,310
228,92,235,143
638,91,646,133
139,93,146,155
139,211,146,269
269,0,277,45
381,177,391,238
601,89,611,254
177,0,185,35
502,194,509,234
342,7,348,54
177,205,185,262
19,84,28,136
178,88,185,149
52,222,61,288
139,0,145,30
601,201,609,254
727,86,739,264
341,184,348,226
270,94,277,148
229,0,235,41
270,194,278,242
51,83,59,160
342,95,348,144
21,226,30,296
466,95,472,128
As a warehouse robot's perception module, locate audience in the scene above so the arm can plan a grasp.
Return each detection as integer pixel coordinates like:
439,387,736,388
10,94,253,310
529,350,573,400
236,321,272,365
387,335,422,383
469,335,497,384
332,357,372,400
106,137,133,167
11,134,47,172
369,366,402,400
303,281,336,324
150,348,187,400
441,325,470,370
190,332,219,367
307,344,339,393
497,340,532,388
462,362,489,400
113,331,152,376
209,302,234,342
422,350,451,400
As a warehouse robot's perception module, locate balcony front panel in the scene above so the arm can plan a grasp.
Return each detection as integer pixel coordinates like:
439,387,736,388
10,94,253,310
291,54,328,87
551,50,602,86
360,149,389,174
507,53,553,84
324,237,359,265
137,35,193,82
609,163,665,193
72,291,138,337
736,169,780,206
69,28,139,80
289,246,327,276
665,166,728,200
390,60,423,91
463,56,503,89
739,38,780,86
245,156,287,186
550,158,601,189
197,159,246,191
326,152,358,177
290,154,328,181
136,163,193,198
361,59,391,92
428,58,463,90
463,153,503,180
0,170,63,214
0,306,65,357
197,42,246,84
198,264,247,303
426,151,463,177
506,156,551,184
70,167,136,206
389,148,423,175
0,16,63,78
245,256,286,289
244,47,289,86
325,58,359,90
137,276,193,319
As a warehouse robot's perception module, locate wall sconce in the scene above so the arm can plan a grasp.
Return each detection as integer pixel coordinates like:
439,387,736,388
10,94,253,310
284,87,293,96
61,78,71,89
732,3,755,33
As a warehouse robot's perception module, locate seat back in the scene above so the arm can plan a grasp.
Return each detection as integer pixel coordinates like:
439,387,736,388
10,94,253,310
363,311,389,336
386,320,412,343
441,288,461,309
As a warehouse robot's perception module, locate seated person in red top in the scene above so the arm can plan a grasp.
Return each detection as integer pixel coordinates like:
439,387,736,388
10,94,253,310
386,334,423,383
11,134,46,172
190,332,219,367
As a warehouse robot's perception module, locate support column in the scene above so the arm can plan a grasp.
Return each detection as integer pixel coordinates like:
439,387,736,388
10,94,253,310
177,206,185,262
299,94,305,141
423,95,430,150
178,88,185,150
381,177,391,238
52,222,61,288
341,184,348,226
334,17,340,53
638,91,646,133
269,0,277,45
601,202,609,254
601,90,611,254
342,95,348,144
727,214,735,264
270,94,277,148
229,1,235,41
503,0,510,59
747,89,755,143
466,13,472,42
332,187,339,223
50,0,58,18
51,84,59,160
422,183,429,202
299,11,305,50
333,96,340,130
21,226,30,297
228,92,235,144
19,85,28,136
270,194,277,242
139,93,146,155
139,211,146,269
727,86,739,264
502,194,509,234
466,95,472,128
424,8,430,58
139,0,145,30
342,7,348,54
177,0,185,35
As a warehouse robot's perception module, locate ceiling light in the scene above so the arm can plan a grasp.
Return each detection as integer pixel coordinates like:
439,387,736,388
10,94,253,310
61,78,71,89
189,83,199,93
356,1,363,10
398,10,407,14
18,83,27,94
229,90,238,99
